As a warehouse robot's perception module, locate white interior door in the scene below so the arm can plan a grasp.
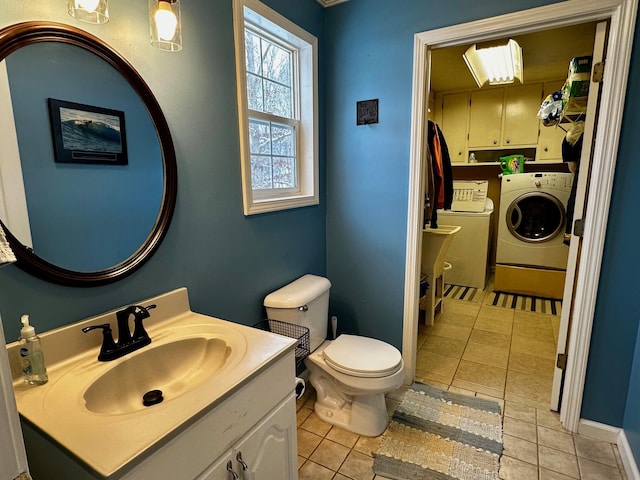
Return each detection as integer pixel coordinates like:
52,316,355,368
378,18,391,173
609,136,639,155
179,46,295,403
0,314,30,480
0,60,32,247
550,20,608,411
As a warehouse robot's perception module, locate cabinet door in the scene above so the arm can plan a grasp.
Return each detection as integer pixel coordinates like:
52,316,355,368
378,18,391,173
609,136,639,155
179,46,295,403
537,80,566,162
233,395,297,480
440,92,469,163
502,83,542,146
468,89,503,148
197,451,236,480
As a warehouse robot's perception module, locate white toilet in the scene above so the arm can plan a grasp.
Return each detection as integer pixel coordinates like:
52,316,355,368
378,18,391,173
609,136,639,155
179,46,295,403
264,274,405,437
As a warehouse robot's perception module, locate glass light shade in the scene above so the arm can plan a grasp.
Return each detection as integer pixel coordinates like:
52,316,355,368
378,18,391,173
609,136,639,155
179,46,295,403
67,0,109,24
463,39,523,88
149,0,182,52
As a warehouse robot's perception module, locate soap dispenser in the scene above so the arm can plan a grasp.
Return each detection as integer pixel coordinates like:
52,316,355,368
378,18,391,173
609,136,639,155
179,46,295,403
19,315,48,385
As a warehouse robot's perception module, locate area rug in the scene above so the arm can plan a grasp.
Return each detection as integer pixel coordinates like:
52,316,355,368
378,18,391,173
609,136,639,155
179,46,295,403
373,383,503,480
486,290,562,316
443,284,482,303
444,284,562,316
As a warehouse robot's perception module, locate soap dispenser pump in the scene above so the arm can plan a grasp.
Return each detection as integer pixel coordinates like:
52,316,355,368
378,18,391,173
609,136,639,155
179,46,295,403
19,315,48,385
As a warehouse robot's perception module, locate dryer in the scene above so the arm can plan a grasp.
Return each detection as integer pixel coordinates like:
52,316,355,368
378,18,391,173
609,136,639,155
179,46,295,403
496,172,573,270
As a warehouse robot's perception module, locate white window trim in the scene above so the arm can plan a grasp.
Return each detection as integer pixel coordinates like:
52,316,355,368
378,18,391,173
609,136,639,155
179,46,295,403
233,0,319,215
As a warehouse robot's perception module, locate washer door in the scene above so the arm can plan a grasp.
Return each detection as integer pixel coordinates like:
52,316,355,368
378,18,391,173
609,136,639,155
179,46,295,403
506,192,566,243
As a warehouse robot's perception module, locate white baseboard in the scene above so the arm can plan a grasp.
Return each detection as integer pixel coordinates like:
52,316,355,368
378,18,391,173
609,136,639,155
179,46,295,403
578,419,640,480
618,430,640,480
578,419,621,443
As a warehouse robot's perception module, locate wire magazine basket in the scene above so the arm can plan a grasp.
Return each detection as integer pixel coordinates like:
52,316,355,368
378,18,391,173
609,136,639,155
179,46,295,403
253,319,310,366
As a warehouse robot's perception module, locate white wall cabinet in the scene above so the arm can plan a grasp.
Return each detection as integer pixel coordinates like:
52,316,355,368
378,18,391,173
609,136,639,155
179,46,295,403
438,92,469,163
468,84,542,148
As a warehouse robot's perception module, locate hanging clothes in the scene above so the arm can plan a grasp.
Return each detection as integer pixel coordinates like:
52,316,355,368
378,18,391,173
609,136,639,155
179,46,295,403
426,120,453,228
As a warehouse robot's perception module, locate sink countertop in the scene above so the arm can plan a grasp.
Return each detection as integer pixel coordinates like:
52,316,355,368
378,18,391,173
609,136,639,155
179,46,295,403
6,287,297,478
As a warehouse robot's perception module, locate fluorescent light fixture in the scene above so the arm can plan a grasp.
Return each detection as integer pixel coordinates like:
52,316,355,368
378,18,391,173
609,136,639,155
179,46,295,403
67,0,109,24
463,39,523,88
149,0,182,52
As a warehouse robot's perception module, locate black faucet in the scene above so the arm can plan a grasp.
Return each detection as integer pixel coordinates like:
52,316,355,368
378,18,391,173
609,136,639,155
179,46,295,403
82,304,157,361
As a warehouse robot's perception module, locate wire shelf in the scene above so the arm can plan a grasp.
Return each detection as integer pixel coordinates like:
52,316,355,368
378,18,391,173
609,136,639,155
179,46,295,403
253,319,310,365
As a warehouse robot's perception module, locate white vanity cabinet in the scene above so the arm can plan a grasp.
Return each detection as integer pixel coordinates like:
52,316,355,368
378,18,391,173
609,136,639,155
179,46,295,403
121,352,298,480
21,351,298,480
198,395,297,479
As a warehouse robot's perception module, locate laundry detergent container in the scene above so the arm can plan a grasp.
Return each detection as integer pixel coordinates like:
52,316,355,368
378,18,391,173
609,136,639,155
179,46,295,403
264,274,404,436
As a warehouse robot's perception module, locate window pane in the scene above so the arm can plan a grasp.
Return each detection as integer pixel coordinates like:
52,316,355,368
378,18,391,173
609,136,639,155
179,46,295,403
272,157,296,188
246,73,264,111
244,31,261,75
261,39,291,86
271,124,294,156
249,119,271,154
263,80,292,117
251,155,273,190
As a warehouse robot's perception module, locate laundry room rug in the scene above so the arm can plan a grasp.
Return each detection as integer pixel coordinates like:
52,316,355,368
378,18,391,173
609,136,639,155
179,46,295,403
373,383,503,480
443,284,482,303
487,291,562,316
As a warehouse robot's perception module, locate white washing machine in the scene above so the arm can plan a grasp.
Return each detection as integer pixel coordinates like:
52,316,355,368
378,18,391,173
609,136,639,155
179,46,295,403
438,181,493,289
496,172,574,270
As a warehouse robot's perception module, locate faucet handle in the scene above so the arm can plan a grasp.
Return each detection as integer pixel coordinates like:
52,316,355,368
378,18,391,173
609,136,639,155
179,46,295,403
82,324,118,362
131,304,157,344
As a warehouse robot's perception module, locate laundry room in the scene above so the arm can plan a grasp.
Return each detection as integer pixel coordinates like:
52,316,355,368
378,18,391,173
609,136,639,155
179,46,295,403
424,21,597,303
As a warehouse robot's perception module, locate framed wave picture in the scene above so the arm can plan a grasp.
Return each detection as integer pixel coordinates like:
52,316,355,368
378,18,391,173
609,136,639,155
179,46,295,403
47,98,128,165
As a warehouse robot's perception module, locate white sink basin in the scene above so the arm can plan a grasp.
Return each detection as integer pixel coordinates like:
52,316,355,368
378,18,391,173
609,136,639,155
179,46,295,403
83,336,233,415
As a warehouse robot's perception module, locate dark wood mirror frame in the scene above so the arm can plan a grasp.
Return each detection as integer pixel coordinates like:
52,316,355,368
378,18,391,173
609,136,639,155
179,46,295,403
0,21,177,287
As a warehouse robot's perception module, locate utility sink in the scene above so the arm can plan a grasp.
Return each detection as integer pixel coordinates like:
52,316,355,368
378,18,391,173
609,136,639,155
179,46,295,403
7,288,297,478
422,224,462,276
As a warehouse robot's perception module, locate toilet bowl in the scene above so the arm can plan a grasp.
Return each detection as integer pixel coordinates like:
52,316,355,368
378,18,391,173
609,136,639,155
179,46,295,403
264,274,405,437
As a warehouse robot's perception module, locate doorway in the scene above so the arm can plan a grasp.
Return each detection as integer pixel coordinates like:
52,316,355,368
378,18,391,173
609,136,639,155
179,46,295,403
401,0,637,433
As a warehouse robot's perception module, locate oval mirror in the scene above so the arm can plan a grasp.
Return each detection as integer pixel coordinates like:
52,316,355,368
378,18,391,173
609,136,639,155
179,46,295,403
0,22,177,286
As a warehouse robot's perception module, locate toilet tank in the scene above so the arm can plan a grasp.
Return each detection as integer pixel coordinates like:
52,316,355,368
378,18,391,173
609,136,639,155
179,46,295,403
264,274,331,352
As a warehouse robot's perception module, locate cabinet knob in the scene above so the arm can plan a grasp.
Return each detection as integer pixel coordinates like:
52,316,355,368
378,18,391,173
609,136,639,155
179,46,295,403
544,147,548,152
458,151,462,156
493,140,497,145
227,460,239,480
506,139,510,144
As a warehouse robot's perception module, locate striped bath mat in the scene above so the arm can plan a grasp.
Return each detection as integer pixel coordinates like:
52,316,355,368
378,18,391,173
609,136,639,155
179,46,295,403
444,284,562,316
444,284,483,303
487,291,562,316
373,383,502,480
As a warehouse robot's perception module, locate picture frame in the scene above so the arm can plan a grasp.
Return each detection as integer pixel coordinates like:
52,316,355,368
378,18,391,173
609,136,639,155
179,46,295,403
356,99,379,125
47,98,128,165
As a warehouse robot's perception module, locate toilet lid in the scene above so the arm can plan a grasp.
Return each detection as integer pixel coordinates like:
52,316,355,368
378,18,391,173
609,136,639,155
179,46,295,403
322,335,402,378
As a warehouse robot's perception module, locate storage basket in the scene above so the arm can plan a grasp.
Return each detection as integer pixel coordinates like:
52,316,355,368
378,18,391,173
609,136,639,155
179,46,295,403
253,319,310,365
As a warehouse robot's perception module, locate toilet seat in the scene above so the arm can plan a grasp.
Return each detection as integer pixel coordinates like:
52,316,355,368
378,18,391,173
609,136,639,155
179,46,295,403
322,335,402,378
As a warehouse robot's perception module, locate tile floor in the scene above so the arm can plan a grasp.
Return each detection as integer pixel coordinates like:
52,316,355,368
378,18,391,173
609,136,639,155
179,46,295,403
295,285,629,479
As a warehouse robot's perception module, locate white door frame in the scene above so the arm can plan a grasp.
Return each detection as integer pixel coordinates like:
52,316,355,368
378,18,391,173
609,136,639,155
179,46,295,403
0,314,30,479
402,0,638,432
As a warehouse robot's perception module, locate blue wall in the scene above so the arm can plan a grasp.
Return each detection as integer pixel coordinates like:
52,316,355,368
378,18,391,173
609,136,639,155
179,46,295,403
0,0,326,341
624,314,640,462
322,0,640,437
6,42,161,271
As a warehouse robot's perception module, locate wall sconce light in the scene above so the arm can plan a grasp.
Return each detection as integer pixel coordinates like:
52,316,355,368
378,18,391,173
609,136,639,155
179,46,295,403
149,0,182,52
67,0,109,24
463,39,523,88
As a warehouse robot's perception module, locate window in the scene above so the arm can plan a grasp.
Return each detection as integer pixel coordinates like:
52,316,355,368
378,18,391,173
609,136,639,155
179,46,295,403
233,0,318,215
